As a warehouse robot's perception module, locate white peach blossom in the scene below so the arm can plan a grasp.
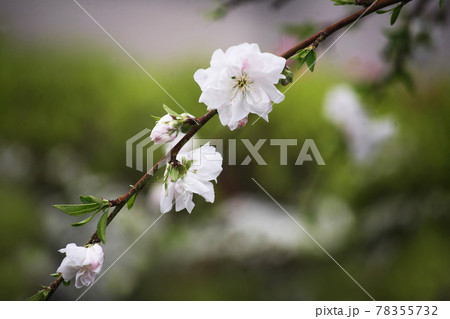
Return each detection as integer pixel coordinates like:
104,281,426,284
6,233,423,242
160,143,223,213
56,243,104,288
194,43,286,130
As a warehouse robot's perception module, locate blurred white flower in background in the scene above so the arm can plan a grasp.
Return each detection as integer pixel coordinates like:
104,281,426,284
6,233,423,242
194,43,286,130
324,85,397,162
155,194,355,262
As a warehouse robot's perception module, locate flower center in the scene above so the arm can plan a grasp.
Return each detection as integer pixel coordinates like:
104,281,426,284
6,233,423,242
232,73,253,96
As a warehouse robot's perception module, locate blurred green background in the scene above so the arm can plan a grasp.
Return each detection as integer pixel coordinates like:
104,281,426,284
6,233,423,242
0,0,449,301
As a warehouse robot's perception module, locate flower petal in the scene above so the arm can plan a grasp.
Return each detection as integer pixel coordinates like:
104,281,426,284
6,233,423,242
160,182,175,213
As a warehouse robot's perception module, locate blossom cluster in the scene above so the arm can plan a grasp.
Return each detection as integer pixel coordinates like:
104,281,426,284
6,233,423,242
151,42,286,214
55,43,286,288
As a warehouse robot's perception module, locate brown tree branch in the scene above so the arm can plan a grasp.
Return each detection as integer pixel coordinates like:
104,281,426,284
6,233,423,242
44,110,217,300
40,0,411,300
280,0,409,60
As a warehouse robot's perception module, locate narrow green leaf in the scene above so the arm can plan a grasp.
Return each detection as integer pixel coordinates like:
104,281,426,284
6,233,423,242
27,288,50,301
297,59,306,70
331,0,355,6
127,193,137,210
376,8,394,14
163,104,181,118
62,280,71,287
97,211,108,244
305,51,317,72
390,5,402,25
151,115,161,121
27,290,45,301
206,6,226,20
42,289,50,299
50,273,60,278
71,211,98,227
185,159,192,171
80,195,104,205
53,203,102,216
293,47,314,69
298,48,312,59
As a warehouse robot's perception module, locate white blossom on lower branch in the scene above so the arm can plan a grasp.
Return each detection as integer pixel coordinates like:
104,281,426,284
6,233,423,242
160,143,223,213
194,43,286,130
56,243,104,288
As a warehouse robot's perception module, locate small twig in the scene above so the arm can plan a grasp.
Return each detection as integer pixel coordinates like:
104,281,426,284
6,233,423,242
280,0,408,59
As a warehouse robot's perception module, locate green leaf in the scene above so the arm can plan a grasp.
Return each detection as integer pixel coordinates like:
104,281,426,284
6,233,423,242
27,290,45,301
71,211,99,227
53,203,103,216
206,6,226,20
297,59,306,69
376,8,394,14
127,193,137,210
50,273,60,278
305,50,317,72
298,48,312,59
331,0,355,5
97,210,108,244
151,115,161,121
62,280,71,287
27,288,50,301
440,0,444,9
163,104,181,118
185,159,192,171
293,46,314,70
390,5,402,25
80,195,104,205
170,167,179,182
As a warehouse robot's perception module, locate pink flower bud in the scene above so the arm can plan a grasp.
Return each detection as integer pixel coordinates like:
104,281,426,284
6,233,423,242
238,117,248,128
150,114,178,144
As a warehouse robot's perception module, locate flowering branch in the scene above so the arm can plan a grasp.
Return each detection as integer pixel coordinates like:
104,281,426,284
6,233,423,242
33,0,411,301
39,110,218,300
